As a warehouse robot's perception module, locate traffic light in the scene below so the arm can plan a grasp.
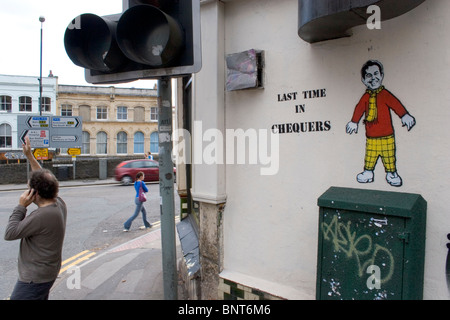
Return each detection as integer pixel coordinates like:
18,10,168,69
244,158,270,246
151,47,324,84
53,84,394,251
64,0,201,84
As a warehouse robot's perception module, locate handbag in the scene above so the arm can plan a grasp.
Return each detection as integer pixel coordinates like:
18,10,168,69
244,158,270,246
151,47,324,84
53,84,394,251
138,181,147,202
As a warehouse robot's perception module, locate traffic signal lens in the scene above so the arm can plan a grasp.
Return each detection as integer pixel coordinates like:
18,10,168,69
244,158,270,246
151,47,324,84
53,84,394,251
64,14,127,72
116,5,185,67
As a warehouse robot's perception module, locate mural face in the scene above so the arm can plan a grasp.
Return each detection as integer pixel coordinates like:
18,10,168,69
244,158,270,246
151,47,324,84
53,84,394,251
346,60,416,187
362,65,384,90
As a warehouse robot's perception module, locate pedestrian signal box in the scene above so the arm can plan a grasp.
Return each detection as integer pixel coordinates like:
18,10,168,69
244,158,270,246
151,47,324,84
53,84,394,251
316,187,427,300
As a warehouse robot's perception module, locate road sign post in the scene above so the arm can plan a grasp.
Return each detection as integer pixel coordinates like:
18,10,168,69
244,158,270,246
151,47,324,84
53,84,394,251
67,148,81,180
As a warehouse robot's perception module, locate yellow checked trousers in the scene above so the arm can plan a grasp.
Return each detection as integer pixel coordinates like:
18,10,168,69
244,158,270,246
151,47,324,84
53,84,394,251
364,134,396,173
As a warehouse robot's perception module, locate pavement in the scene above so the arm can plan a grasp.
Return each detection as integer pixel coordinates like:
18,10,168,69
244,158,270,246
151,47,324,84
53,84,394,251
0,178,186,300
51,225,185,300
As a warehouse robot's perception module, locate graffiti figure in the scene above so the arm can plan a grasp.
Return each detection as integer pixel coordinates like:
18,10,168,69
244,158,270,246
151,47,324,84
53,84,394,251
346,60,416,187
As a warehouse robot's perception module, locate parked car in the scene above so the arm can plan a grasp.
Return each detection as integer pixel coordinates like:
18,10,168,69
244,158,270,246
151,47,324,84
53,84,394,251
114,159,176,185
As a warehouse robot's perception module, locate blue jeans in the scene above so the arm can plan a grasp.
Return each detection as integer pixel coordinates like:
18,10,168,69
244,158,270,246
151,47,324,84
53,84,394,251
124,197,151,230
10,280,55,300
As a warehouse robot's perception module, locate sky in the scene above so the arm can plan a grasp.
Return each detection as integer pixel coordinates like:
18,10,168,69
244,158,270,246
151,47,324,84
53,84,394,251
0,0,156,89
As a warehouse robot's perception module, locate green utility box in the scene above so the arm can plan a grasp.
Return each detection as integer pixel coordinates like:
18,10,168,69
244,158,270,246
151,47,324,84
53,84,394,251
316,187,427,300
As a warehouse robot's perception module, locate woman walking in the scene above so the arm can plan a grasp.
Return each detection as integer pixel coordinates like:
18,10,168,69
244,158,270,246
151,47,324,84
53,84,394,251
123,172,152,231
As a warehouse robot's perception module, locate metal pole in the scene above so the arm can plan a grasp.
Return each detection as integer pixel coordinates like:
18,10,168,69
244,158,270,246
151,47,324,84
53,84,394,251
158,78,178,300
39,16,45,116
73,157,76,180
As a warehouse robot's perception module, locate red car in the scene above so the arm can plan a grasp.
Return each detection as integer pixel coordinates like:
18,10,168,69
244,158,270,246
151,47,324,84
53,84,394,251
114,159,176,185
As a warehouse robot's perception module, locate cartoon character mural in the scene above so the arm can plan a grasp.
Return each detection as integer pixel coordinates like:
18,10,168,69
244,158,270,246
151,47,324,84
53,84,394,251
346,60,416,187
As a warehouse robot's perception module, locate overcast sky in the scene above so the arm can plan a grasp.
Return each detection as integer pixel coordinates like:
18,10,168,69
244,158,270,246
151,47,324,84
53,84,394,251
0,0,155,88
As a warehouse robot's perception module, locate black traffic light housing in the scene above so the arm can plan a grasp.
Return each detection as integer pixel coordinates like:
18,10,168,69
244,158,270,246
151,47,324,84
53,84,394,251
64,0,201,84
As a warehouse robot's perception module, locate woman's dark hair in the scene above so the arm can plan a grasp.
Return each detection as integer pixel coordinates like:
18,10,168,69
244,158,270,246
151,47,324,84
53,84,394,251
136,171,144,180
29,169,59,200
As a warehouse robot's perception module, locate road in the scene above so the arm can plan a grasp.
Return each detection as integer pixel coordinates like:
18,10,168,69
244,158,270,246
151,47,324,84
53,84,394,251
0,182,179,300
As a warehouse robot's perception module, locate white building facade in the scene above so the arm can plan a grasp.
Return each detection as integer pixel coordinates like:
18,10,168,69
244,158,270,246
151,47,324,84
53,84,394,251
0,74,57,152
176,0,450,300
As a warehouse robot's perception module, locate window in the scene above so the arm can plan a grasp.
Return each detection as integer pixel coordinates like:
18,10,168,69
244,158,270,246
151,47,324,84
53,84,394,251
0,96,12,112
96,131,107,154
97,106,108,120
82,131,90,154
117,106,128,120
19,96,32,112
123,161,141,169
41,97,51,112
123,160,158,169
117,131,128,154
143,160,158,168
0,123,12,148
150,131,159,154
79,105,91,121
150,107,158,121
61,104,73,116
134,106,145,122
134,131,144,154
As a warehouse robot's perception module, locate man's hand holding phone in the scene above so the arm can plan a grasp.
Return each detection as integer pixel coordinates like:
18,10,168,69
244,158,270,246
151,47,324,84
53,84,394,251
19,189,36,208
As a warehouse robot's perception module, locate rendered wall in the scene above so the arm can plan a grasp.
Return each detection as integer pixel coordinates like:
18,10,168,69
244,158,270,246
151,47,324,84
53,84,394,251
194,0,449,299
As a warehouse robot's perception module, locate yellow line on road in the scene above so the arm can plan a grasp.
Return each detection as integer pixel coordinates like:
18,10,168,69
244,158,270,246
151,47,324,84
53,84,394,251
57,216,180,275
59,250,96,275
61,250,90,266
151,215,180,228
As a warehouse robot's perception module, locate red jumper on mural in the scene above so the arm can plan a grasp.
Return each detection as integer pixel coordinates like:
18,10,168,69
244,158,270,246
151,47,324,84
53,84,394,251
346,60,416,187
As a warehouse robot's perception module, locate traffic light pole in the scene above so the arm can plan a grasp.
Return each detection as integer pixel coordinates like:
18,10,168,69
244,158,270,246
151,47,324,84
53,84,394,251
158,78,178,300
64,1,201,297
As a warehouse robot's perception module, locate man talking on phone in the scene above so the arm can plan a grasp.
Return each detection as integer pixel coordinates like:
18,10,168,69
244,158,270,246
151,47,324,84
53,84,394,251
4,136,67,300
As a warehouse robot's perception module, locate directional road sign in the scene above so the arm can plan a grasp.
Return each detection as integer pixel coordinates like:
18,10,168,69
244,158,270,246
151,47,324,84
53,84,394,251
20,129,50,148
26,116,50,128
33,148,49,160
67,148,81,156
18,115,83,148
51,117,81,128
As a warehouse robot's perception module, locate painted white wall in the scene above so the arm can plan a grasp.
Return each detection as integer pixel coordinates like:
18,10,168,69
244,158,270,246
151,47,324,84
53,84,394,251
195,0,450,299
191,0,227,204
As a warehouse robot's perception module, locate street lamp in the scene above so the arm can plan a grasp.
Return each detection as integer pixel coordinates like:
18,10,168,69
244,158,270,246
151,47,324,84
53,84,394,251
39,16,45,116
